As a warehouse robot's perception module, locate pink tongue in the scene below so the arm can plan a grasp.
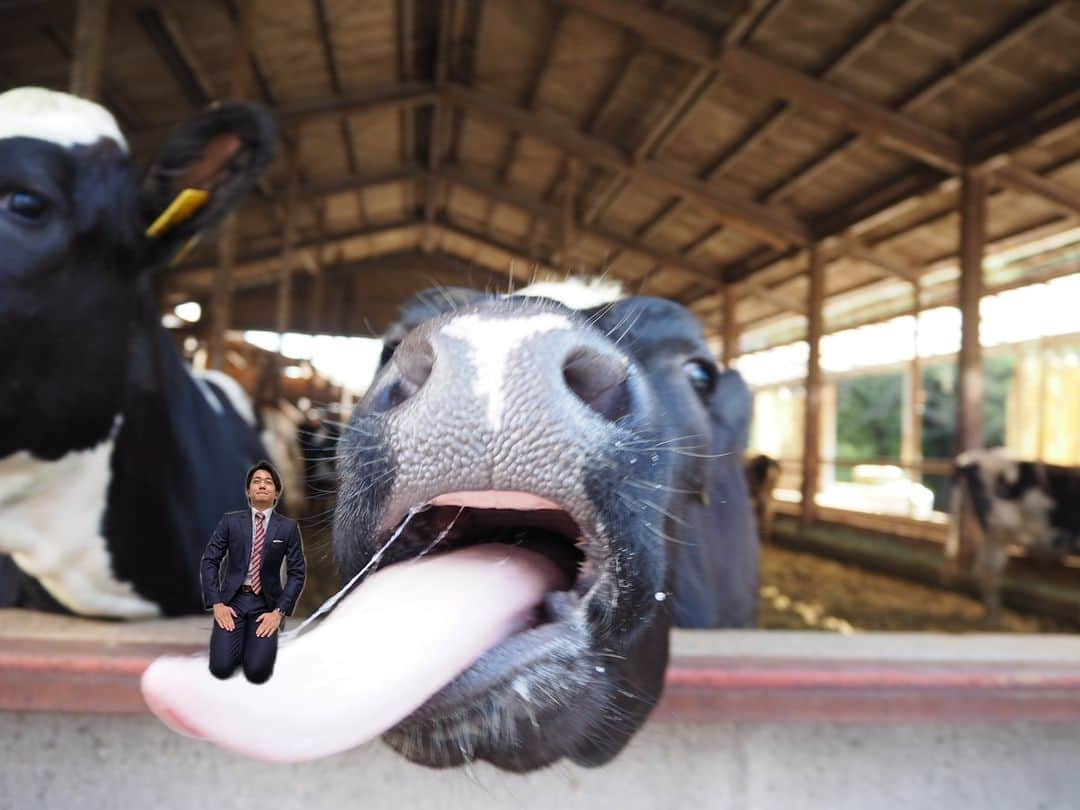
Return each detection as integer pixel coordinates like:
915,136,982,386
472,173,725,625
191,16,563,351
140,543,565,762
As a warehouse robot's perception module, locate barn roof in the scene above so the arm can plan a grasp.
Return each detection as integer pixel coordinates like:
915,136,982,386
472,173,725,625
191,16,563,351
4,0,1079,342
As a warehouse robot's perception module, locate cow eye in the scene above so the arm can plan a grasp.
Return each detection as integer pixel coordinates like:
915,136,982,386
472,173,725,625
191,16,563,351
683,359,716,397
1,190,49,223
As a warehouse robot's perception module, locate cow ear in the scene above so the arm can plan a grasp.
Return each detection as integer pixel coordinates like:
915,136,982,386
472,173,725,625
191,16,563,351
139,100,275,262
672,367,760,629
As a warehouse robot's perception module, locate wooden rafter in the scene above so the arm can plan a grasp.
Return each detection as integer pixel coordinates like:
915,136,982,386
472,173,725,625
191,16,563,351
438,164,724,287
311,0,367,219
559,0,977,172
992,164,1080,216
761,2,1067,205
554,0,715,66
720,48,963,173
485,5,567,236
830,236,922,284
585,0,922,256
444,83,811,247
425,0,454,233
171,220,420,292
398,0,417,214
970,84,1080,163
70,0,109,102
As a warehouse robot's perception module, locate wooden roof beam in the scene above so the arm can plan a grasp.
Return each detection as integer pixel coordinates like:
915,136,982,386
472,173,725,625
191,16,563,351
554,0,715,66
759,2,1067,207
740,277,807,315
444,83,811,247
70,0,109,102
275,83,437,128
579,0,783,230
437,218,557,280
425,0,454,238
135,5,211,106
619,0,926,258
719,48,963,173
437,164,725,288
559,0,965,172
991,163,1080,216
829,235,922,284
970,84,1080,164
168,220,422,292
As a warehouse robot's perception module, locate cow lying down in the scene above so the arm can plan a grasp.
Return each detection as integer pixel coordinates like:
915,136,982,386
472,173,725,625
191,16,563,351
0,87,283,617
143,285,760,772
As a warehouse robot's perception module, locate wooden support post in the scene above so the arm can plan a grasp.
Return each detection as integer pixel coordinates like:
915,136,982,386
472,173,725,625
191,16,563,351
722,284,738,368
70,0,110,101
208,215,236,371
308,202,331,335
274,154,299,381
901,282,924,484
801,244,825,527
957,169,987,455
953,169,987,567
561,158,580,268
207,0,250,370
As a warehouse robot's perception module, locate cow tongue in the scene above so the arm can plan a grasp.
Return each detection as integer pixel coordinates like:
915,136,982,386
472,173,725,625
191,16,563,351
140,543,567,762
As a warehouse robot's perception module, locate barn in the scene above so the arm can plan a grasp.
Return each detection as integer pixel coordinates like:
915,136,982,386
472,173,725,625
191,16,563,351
2,0,1080,807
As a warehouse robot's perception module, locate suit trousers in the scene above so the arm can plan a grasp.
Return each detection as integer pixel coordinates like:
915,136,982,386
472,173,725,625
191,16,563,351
208,590,280,684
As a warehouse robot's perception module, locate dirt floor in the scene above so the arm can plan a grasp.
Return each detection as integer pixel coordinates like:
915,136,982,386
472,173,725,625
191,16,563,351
294,511,1076,634
759,543,1078,633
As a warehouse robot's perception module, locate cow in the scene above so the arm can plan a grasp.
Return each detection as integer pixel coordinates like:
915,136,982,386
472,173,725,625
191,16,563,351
947,448,1080,624
745,452,781,542
0,86,277,618
141,284,761,773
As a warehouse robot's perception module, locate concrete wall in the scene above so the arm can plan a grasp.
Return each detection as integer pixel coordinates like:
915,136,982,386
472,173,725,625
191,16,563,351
4,712,1080,810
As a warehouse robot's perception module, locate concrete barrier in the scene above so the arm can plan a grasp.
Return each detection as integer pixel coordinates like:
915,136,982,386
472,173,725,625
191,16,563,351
3,611,1080,809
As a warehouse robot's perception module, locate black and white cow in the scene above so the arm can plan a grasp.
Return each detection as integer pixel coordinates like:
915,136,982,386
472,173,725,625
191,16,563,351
141,285,760,772
0,87,276,618
745,452,781,543
947,448,1080,624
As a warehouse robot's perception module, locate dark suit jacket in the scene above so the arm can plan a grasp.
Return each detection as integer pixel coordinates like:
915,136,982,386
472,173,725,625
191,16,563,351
200,508,306,616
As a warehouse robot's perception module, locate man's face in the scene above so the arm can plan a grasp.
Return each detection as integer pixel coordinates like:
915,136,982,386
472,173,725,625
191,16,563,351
248,470,277,509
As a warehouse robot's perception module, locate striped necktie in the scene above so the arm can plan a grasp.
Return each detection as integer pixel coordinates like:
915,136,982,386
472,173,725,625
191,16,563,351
250,512,266,594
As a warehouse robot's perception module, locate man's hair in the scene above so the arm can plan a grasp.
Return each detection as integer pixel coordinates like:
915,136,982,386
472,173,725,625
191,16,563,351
245,460,282,499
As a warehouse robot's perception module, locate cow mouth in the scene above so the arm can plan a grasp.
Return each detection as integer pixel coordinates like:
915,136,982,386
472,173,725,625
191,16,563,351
377,491,598,598
372,491,602,717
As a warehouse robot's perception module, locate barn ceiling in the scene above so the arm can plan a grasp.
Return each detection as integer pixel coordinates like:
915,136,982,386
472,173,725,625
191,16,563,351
2,0,1079,342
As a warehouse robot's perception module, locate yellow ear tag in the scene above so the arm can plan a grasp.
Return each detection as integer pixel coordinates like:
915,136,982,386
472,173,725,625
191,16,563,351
145,188,209,238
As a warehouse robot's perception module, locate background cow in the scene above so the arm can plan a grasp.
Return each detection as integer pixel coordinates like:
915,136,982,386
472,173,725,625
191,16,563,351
141,284,761,772
0,87,276,618
947,448,1080,624
745,452,781,543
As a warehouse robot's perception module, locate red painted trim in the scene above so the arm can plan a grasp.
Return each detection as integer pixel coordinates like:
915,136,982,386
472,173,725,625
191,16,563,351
6,636,1080,722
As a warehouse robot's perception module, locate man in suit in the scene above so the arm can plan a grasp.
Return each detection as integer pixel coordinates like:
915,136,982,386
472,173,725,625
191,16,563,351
200,460,306,684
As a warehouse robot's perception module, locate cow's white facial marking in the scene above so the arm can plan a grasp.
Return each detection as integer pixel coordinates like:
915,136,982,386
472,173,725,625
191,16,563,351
512,278,624,310
0,419,160,618
442,313,574,431
0,87,128,152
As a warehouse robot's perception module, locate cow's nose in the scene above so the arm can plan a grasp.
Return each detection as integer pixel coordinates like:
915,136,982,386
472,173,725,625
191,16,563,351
370,337,434,414
561,346,630,423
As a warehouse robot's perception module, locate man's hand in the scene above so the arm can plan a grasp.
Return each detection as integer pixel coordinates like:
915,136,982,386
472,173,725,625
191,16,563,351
213,602,237,631
256,609,283,638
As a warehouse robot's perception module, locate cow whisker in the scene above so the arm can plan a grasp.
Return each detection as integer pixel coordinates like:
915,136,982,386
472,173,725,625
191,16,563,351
285,503,428,638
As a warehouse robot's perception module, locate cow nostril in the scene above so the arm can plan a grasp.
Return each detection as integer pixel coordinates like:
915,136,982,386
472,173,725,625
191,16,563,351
397,338,435,389
370,338,434,414
562,348,631,423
